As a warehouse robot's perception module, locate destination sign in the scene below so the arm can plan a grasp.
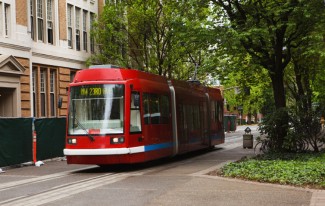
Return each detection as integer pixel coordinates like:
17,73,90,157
71,84,124,99
80,87,111,96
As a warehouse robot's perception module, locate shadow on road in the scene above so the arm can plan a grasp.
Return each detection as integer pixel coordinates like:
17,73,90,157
73,147,223,174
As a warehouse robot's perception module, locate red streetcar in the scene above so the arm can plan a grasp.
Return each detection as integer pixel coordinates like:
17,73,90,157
64,65,224,165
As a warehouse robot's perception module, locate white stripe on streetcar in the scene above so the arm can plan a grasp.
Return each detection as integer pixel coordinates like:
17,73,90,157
63,146,145,156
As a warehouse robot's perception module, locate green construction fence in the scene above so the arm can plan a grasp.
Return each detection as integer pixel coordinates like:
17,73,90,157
0,118,33,167
34,117,66,161
0,117,66,167
223,115,237,132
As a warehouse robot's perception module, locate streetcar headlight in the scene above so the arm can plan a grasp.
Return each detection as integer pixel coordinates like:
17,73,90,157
67,138,77,144
110,137,125,144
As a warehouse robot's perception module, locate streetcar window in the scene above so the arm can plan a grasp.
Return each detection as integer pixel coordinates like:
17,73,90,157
143,93,150,124
211,101,218,122
160,95,169,124
133,93,140,107
216,101,220,122
210,101,215,122
68,84,124,135
150,94,160,124
218,101,223,122
130,91,141,133
142,93,169,125
193,105,201,130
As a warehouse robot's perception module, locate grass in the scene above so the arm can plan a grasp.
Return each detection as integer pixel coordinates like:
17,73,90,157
218,152,325,189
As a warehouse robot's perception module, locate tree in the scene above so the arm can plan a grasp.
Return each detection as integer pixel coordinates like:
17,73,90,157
221,55,271,124
89,0,210,78
210,0,325,150
285,29,325,113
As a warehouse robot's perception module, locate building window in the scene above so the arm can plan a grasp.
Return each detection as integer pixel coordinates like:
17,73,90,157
50,70,56,116
47,0,53,44
67,4,73,48
33,66,59,117
40,69,47,117
83,10,88,51
30,0,55,44
70,71,76,82
65,4,94,52
32,68,37,117
30,0,34,40
4,3,10,37
75,8,81,51
90,13,95,53
37,0,43,41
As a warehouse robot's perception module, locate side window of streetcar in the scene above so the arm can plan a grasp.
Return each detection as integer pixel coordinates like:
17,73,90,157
150,94,160,124
142,93,169,125
210,101,215,122
218,101,223,122
143,93,150,124
159,95,169,124
130,91,142,133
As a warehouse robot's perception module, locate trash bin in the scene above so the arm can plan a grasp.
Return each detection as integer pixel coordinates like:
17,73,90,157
243,127,253,149
229,115,236,131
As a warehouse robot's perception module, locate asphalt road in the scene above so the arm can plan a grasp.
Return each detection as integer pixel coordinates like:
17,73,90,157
0,126,317,206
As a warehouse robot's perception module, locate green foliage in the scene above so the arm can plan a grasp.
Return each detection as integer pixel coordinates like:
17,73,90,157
90,0,212,79
258,108,289,152
221,152,325,188
216,54,275,117
210,0,325,151
258,108,325,153
286,110,325,152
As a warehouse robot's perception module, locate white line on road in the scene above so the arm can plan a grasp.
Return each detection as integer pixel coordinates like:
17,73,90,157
0,166,97,192
0,172,143,206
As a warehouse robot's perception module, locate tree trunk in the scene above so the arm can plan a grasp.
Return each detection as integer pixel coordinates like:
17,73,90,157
270,69,288,151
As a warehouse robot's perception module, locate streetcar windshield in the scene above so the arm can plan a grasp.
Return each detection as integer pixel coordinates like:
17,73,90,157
68,84,124,135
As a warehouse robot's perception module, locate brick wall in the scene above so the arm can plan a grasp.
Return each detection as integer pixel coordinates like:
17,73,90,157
16,0,27,26
16,57,31,117
58,67,71,116
59,0,67,41
98,0,105,17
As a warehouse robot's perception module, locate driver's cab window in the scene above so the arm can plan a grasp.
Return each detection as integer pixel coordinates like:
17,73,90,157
130,91,141,133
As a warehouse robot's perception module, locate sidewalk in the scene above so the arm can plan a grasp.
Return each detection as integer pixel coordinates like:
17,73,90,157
203,129,325,206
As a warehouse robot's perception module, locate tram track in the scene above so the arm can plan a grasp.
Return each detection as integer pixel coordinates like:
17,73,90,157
0,170,144,206
0,166,97,192
0,134,249,206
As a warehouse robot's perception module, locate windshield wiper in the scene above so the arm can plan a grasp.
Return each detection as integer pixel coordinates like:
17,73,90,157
74,117,95,142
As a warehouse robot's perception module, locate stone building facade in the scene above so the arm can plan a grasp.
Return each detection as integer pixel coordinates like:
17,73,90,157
0,0,105,118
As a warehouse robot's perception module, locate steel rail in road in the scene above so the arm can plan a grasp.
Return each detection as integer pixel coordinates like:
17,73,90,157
0,166,97,192
0,171,144,206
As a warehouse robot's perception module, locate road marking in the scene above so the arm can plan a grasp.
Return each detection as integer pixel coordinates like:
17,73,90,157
0,131,255,205
0,171,143,206
0,166,97,192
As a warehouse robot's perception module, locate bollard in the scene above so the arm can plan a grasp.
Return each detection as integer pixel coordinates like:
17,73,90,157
243,127,253,149
33,131,37,163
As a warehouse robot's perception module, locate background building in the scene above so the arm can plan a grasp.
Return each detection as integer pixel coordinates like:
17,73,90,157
0,0,105,118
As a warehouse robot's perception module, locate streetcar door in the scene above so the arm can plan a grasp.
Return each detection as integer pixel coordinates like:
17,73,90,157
130,92,142,133
129,91,143,152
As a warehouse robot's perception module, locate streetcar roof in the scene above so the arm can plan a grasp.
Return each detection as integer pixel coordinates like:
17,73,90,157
73,68,167,83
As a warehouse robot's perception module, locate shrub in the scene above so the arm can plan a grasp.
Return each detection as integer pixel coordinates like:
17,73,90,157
258,108,289,152
287,110,325,152
258,107,325,153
